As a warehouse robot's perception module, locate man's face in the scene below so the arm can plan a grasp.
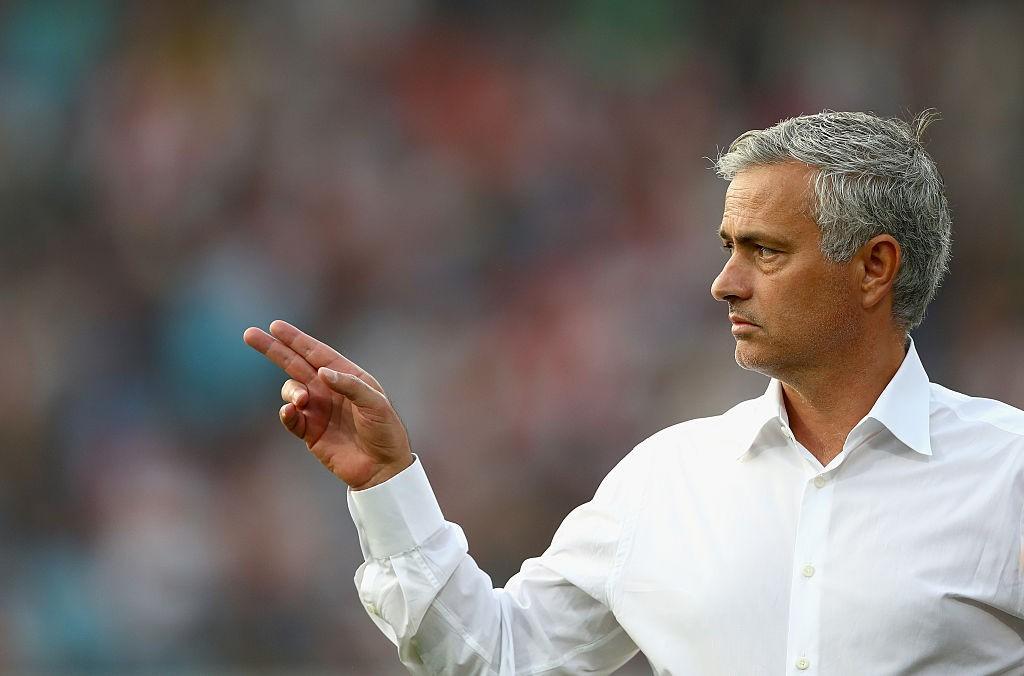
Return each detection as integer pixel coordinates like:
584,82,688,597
711,162,861,379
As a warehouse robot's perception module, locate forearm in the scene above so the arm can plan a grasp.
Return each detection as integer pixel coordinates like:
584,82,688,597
349,458,501,672
347,457,637,675
355,524,515,673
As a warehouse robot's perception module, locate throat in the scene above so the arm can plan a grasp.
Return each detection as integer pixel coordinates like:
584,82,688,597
791,426,845,467
777,334,908,467
781,387,863,467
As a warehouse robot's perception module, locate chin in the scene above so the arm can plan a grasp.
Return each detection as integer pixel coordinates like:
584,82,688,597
733,342,782,378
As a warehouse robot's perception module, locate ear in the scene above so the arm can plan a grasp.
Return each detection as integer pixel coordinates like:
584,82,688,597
857,234,901,311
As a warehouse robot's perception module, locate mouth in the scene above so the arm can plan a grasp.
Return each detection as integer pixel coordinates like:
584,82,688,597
729,314,759,336
729,314,757,327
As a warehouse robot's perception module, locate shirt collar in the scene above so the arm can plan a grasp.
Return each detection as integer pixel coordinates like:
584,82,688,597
731,379,785,460
733,337,933,460
861,337,933,456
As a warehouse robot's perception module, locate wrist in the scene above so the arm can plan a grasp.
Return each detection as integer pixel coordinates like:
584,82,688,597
352,454,415,491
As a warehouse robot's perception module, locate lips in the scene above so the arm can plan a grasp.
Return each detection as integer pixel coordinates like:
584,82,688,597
729,314,758,326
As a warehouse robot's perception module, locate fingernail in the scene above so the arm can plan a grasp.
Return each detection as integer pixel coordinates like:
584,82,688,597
320,367,337,382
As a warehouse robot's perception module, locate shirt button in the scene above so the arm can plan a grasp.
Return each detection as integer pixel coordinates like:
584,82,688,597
367,603,379,616
796,657,810,670
813,475,827,488
781,425,795,441
802,564,815,577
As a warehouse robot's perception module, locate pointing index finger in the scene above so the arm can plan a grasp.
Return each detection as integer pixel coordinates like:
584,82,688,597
243,326,317,382
268,320,385,393
269,320,349,368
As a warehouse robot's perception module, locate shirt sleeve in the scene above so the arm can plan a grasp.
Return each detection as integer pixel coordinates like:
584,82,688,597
347,454,643,675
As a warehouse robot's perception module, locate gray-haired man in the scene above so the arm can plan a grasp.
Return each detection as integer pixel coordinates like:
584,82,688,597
245,111,1024,674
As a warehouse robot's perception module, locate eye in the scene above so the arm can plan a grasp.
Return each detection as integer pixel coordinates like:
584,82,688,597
721,242,733,254
755,244,779,258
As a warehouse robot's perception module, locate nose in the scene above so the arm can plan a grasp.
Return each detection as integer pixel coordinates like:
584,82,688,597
710,252,752,302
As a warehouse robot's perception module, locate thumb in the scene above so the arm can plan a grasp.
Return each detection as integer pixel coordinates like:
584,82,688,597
318,368,389,411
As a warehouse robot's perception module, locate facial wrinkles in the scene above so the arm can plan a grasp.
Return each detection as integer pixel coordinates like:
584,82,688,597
732,239,851,376
740,259,856,380
720,190,807,263
720,205,772,240
719,192,794,330
722,170,794,227
718,163,863,381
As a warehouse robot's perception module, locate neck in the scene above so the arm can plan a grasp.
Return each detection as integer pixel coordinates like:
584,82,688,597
781,332,907,466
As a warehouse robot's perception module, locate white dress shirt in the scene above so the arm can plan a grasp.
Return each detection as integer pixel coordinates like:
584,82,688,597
348,341,1024,675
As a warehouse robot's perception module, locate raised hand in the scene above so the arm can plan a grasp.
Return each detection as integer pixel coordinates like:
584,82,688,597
242,320,413,490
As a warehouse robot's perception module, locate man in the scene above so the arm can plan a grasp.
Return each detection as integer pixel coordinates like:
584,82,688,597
243,111,1024,674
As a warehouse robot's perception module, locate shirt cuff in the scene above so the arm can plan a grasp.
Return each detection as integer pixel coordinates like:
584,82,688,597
348,455,446,559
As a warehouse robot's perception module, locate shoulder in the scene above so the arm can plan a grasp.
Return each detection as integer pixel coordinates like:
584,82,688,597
646,394,765,447
616,393,766,472
930,382,1024,440
928,383,1024,468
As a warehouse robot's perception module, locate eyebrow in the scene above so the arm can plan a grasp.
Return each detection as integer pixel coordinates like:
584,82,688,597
717,227,791,248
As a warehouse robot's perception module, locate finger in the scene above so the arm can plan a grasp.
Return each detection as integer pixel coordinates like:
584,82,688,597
353,367,385,396
279,402,306,438
351,367,385,396
318,367,389,411
243,327,317,381
280,379,309,408
269,319,351,369
269,320,386,394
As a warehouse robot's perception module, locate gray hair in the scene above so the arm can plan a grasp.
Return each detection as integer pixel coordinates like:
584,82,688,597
714,111,952,332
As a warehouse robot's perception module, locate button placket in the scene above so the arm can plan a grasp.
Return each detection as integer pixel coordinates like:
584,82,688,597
784,473,834,674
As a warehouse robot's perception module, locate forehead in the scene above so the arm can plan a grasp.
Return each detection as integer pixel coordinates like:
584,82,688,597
720,162,818,240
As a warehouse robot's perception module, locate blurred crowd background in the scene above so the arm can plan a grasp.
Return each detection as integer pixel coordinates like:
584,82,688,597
2,1,1023,673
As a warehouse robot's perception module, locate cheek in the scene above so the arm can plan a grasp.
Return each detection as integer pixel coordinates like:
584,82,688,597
794,270,859,329
769,268,853,329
